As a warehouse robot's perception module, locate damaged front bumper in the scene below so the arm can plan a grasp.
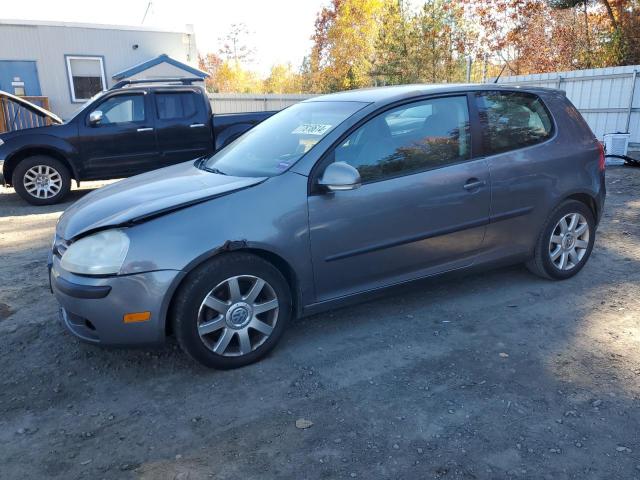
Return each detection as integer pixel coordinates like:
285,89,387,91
50,256,182,346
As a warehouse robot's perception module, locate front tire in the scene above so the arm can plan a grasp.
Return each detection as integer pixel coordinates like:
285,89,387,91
172,253,292,369
12,155,71,205
526,200,596,280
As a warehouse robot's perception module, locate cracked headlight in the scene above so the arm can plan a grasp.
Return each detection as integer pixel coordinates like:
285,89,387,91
60,229,130,275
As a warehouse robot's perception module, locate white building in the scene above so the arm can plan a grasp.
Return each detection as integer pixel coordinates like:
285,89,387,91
0,19,208,119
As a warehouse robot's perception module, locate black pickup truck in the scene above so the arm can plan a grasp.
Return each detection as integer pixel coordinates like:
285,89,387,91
0,78,275,205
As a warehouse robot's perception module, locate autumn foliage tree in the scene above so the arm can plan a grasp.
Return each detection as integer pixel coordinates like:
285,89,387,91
307,0,388,92
199,0,639,94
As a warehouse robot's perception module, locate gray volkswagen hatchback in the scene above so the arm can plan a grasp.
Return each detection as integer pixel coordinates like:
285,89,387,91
50,84,605,368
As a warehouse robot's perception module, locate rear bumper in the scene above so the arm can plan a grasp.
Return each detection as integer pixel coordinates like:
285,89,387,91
50,258,181,346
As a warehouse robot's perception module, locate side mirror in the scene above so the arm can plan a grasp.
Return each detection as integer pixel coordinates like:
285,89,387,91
89,110,103,126
317,162,361,192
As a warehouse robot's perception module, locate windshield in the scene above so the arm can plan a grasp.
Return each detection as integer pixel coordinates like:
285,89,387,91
204,101,366,177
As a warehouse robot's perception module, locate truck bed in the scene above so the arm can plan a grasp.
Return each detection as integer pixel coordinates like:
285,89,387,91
212,111,278,151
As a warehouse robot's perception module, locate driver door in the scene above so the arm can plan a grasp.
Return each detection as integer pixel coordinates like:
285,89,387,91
78,92,158,179
307,95,491,302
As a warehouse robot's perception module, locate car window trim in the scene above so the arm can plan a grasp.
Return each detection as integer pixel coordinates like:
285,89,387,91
472,90,557,158
308,92,475,194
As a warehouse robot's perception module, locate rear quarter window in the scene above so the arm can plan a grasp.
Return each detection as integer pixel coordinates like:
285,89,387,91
475,91,553,155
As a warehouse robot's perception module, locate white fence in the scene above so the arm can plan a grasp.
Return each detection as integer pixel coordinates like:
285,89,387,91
209,93,315,114
494,65,640,148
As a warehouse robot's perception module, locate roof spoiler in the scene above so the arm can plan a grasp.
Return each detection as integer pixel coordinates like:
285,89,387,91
110,77,202,90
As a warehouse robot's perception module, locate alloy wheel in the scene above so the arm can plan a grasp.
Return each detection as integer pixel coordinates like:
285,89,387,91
197,275,279,357
23,165,62,199
548,212,590,271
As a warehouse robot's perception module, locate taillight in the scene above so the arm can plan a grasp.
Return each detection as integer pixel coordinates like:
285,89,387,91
598,141,606,172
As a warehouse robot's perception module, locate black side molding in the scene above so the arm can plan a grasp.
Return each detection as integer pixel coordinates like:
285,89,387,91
325,217,490,262
325,205,534,263
53,275,111,299
489,206,533,223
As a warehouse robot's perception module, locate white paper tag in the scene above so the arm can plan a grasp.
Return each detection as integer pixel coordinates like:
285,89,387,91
292,124,332,136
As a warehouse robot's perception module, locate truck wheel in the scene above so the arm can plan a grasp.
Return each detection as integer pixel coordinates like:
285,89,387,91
12,155,71,205
172,253,292,369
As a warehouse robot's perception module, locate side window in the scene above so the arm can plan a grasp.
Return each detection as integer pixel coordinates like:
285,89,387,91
333,96,470,183
155,92,197,120
475,91,553,155
93,95,145,125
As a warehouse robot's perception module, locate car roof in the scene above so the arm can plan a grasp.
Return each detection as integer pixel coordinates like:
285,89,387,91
304,83,562,105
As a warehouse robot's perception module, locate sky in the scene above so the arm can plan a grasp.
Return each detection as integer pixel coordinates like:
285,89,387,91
1,0,327,77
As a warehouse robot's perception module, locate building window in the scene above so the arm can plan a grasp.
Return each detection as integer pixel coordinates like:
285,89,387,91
65,56,106,102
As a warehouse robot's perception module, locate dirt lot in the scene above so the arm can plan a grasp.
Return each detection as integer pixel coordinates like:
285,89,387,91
1,168,639,479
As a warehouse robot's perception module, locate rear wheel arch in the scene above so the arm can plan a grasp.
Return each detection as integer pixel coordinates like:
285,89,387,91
165,247,301,337
564,192,598,222
5,147,77,186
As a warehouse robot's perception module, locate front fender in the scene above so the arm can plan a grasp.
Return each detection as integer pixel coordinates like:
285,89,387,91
3,133,80,180
118,172,316,309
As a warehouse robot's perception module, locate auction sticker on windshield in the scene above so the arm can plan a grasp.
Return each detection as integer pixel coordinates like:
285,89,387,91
292,124,333,136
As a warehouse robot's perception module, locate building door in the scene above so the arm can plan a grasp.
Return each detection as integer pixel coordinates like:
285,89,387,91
0,61,42,96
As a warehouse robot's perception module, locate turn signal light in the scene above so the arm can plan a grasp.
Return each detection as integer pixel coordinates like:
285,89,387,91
123,311,151,323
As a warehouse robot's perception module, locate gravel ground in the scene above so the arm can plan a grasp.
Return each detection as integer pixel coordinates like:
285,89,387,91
1,168,640,480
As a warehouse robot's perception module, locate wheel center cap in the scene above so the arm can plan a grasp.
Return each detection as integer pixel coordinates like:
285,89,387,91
226,302,252,329
563,233,575,250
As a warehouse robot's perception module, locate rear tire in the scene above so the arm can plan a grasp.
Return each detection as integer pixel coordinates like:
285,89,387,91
12,155,71,205
526,200,595,280
172,253,292,369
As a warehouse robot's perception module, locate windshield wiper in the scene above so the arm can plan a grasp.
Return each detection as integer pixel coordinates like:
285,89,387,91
202,165,227,175
194,157,227,175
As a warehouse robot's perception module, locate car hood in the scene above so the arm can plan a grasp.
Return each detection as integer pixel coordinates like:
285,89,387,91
0,90,63,125
57,160,266,239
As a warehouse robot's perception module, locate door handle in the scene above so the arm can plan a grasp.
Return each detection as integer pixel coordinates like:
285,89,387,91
463,179,486,191
137,127,154,132
190,123,206,128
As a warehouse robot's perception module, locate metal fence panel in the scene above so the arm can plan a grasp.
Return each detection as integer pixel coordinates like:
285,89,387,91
494,65,640,148
209,93,315,114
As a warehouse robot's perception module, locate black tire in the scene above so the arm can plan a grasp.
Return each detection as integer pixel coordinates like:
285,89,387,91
12,155,71,205
526,200,596,280
172,252,292,369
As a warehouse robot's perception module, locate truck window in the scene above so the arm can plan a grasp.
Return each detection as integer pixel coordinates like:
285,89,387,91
156,92,197,120
93,94,145,125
